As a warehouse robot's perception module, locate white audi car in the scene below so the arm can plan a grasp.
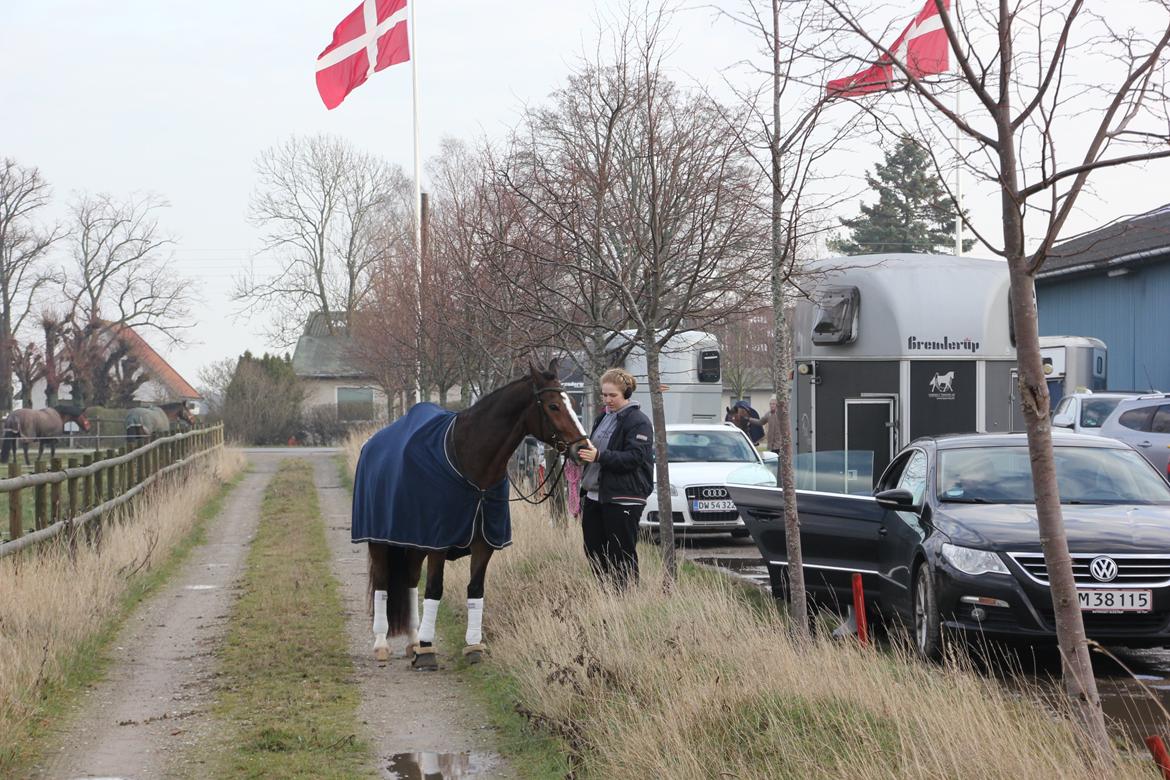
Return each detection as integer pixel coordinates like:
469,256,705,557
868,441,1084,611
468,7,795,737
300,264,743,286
640,424,777,540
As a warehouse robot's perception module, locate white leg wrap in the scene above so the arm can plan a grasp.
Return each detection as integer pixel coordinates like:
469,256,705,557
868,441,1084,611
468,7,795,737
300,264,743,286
466,597,485,646
372,590,389,636
419,598,440,644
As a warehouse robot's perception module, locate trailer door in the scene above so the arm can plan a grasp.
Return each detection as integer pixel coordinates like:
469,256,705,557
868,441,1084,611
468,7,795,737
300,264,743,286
844,398,895,490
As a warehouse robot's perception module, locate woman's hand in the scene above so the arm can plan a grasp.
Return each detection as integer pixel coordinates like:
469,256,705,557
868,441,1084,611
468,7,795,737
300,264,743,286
578,444,598,463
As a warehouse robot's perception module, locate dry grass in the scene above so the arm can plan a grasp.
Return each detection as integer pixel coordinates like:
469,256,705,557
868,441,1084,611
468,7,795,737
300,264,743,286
0,447,245,771
341,428,1155,779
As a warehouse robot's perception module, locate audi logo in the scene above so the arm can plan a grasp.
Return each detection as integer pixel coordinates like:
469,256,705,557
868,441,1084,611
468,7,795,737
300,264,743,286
699,487,728,499
1089,556,1119,583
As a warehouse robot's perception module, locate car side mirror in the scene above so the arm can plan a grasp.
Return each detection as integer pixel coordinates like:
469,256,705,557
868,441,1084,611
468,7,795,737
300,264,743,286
762,451,779,463
875,488,920,512
1052,411,1075,429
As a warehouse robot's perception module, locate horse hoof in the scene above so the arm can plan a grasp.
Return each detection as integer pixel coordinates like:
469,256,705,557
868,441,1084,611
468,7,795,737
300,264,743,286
462,643,486,665
411,645,438,671
374,645,391,663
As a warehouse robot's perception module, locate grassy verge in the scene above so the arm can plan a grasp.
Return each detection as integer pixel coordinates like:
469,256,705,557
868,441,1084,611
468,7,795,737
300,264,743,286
431,504,1157,780
201,459,371,779
0,449,245,776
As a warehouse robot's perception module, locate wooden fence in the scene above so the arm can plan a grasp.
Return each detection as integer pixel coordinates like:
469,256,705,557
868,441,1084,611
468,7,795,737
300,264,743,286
0,423,225,559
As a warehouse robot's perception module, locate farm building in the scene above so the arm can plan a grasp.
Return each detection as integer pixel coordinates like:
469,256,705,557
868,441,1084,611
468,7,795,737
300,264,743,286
1038,206,1170,392
291,312,387,422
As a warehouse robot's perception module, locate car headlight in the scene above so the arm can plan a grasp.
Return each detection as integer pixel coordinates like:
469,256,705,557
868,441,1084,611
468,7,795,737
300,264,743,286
941,543,1009,576
651,484,680,496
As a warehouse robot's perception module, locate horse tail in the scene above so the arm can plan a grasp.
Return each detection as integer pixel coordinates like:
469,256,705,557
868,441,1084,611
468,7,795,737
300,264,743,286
368,543,412,636
0,429,12,464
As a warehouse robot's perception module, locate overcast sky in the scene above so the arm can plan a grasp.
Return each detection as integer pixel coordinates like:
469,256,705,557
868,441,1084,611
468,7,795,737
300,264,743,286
4,1,1168,389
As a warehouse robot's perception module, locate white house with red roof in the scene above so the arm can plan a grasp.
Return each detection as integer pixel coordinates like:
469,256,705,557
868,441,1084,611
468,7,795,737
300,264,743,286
24,324,202,410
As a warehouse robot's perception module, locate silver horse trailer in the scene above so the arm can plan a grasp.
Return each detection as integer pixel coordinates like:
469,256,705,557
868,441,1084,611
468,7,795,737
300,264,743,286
606,331,723,426
792,254,1106,493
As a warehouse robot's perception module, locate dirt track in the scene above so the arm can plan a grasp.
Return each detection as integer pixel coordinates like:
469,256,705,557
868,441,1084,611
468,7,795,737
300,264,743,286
33,454,274,779
33,450,507,779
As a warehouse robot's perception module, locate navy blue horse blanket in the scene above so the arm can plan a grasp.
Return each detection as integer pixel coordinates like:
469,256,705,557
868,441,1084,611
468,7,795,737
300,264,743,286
351,403,511,553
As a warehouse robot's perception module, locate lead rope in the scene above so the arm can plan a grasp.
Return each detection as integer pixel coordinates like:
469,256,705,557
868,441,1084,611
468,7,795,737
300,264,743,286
508,455,568,505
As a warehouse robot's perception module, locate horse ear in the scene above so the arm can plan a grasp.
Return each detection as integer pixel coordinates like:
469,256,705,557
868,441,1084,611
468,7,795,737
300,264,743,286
547,357,560,375
528,362,542,381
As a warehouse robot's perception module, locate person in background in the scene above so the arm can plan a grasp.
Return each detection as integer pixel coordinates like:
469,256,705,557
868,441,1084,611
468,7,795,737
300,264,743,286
577,368,654,589
759,396,781,454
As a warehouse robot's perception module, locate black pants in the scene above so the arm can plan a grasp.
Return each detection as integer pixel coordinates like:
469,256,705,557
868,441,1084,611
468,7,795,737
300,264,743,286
581,498,640,589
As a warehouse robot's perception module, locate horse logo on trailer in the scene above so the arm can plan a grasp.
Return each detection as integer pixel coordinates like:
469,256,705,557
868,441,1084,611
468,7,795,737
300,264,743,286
928,371,956,400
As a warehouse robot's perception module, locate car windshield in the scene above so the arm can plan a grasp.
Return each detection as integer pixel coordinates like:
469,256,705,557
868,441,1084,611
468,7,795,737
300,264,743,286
937,446,1170,505
1080,397,1123,428
666,430,758,463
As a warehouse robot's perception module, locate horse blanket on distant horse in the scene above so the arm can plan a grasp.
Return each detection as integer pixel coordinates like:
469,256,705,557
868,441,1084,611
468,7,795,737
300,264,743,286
351,403,512,556
126,406,171,435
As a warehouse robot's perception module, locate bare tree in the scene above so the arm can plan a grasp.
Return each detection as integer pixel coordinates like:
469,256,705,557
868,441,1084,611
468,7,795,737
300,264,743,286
500,12,770,586
0,159,61,410
715,0,862,636
237,134,411,347
827,0,1170,750
61,193,193,405
717,308,772,402
197,357,238,420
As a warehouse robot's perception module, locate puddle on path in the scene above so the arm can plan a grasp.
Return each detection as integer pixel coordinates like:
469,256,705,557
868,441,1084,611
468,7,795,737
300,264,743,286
384,751,497,779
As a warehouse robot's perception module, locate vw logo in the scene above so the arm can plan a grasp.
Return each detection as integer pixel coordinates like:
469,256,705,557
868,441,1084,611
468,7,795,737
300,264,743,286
1089,556,1119,583
700,487,727,499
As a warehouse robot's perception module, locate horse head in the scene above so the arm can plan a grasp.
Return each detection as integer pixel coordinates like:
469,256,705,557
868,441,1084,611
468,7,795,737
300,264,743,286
169,401,196,427
727,404,753,434
527,358,589,464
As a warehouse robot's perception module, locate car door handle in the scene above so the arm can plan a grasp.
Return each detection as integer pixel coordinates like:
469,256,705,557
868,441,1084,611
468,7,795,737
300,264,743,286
1139,441,1153,448
878,526,888,536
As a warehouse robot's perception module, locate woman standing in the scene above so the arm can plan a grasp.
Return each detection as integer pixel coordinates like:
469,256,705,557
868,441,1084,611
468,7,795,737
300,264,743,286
577,368,654,588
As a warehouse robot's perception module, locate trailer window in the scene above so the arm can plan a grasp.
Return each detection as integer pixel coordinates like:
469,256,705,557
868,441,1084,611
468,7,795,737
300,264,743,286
698,349,720,383
810,286,860,345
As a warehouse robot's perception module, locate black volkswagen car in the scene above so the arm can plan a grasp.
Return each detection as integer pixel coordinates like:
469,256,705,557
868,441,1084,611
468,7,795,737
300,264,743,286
727,433,1170,658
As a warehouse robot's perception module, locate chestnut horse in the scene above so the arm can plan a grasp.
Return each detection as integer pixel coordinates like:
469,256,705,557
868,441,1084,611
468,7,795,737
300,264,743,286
1,405,91,465
354,361,588,669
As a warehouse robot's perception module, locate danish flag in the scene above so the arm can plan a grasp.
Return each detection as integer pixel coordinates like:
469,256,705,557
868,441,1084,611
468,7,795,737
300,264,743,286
826,0,950,98
316,0,410,110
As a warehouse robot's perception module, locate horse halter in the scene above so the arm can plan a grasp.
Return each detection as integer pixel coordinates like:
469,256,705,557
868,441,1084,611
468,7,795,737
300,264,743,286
533,384,588,454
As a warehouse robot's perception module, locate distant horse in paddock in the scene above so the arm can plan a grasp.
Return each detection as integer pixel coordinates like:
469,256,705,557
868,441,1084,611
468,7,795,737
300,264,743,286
126,402,195,447
1,405,91,466
351,360,589,669
726,403,765,446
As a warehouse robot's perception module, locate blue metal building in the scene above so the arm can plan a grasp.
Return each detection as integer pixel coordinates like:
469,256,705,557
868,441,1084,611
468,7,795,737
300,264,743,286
1037,207,1170,392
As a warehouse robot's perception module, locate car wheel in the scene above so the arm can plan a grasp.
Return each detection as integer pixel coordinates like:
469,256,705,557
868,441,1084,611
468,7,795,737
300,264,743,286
912,565,943,661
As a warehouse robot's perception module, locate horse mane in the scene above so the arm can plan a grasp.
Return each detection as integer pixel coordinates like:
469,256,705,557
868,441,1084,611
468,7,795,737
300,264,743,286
53,404,85,417
460,372,554,417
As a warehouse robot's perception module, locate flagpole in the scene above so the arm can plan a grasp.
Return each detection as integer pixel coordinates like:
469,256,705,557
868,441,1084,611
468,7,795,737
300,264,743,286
410,0,423,404
953,86,963,256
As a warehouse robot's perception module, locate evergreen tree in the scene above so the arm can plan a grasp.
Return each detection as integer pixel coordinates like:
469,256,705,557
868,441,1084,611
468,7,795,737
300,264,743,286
830,136,973,255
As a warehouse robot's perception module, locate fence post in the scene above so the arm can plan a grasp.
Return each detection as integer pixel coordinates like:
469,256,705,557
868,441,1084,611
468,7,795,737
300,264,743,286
106,449,116,504
34,461,47,530
8,460,21,541
82,454,93,511
67,456,79,521
50,457,62,523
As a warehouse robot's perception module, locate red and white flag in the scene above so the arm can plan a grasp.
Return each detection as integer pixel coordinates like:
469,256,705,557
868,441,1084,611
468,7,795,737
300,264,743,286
826,0,950,98
316,0,410,110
